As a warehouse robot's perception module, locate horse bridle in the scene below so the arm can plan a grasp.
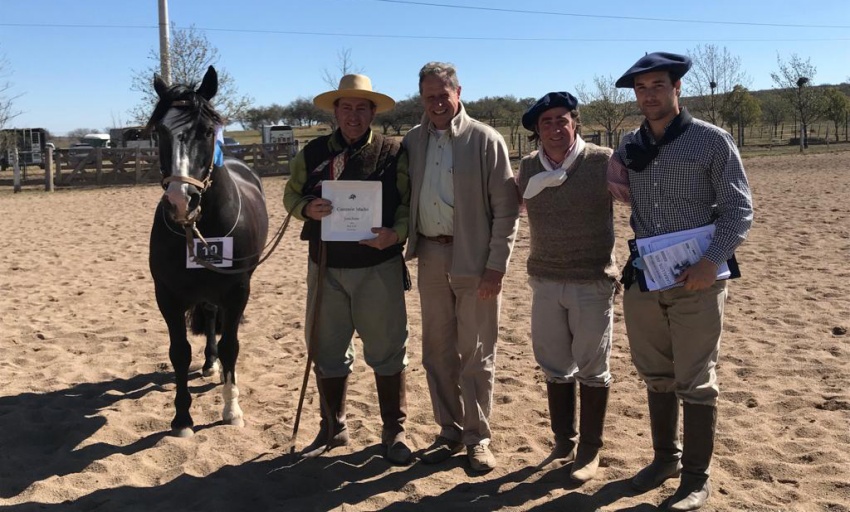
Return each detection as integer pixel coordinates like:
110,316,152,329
155,100,217,194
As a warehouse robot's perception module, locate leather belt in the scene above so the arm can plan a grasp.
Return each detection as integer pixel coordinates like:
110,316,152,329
419,233,453,245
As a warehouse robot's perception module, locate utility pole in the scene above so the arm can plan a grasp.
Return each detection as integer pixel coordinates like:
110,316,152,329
158,0,172,85
796,77,809,153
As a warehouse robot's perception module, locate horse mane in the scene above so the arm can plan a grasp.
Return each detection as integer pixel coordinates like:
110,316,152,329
146,82,223,133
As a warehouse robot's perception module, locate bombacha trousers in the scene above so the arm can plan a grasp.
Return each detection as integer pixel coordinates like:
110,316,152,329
305,256,409,378
416,239,500,447
623,280,727,406
529,276,614,387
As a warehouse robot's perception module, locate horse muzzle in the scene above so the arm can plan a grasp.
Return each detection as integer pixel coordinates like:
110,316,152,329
162,183,202,225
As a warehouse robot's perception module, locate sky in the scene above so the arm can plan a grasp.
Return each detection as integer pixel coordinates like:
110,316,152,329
1,0,848,136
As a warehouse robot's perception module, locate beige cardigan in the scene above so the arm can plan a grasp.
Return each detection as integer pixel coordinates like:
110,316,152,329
403,104,520,277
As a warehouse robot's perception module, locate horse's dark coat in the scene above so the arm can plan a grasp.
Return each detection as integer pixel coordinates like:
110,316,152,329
148,66,269,435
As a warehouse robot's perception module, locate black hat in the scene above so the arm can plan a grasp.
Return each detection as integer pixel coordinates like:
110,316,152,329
521,92,579,132
615,52,692,88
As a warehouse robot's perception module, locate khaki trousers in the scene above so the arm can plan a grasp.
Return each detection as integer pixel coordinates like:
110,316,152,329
306,257,409,378
529,277,614,387
416,239,500,446
623,281,727,406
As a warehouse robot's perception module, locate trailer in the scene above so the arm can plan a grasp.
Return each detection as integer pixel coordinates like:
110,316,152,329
261,125,298,156
1,128,49,170
109,126,157,149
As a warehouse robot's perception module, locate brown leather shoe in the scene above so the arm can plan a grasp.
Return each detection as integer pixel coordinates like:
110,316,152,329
467,444,497,472
420,436,464,464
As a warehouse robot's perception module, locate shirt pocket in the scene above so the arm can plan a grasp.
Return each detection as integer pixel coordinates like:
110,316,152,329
660,159,713,205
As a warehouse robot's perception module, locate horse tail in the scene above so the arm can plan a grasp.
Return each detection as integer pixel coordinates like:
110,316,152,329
187,303,222,335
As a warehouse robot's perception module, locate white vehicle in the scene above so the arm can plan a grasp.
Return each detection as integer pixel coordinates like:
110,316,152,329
69,133,111,163
79,133,111,148
261,125,298,156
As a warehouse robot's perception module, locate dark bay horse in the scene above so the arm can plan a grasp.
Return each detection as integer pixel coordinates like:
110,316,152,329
148,66,269,437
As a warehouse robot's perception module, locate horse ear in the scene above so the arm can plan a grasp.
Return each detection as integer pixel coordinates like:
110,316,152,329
197,66,218,101
154,74,168,98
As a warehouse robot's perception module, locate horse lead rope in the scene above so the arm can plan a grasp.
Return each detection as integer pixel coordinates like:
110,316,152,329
183,195,314,275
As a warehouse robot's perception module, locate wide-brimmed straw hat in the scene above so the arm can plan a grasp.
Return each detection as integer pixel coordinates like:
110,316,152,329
313,74,395,113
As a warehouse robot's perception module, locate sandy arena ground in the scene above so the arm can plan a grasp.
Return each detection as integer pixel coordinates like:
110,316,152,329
1,151,848,511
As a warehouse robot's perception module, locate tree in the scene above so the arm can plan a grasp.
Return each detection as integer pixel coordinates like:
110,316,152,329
466,96,504,127
373,96,422,135
285,97,332,127
760,93,789,138
237,104,289,131
502,96,536,148
719,86,761,146
322,48,364,90
823,87,850,142
575,75,632,147
129,24,252,125
0,48,22,153
770,53,824,149
684,45,749,129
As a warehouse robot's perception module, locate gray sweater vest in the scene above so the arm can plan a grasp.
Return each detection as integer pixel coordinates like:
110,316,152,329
518,143,619,282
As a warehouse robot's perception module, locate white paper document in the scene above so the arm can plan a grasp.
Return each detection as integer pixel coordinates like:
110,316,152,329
635,224,732,291
321,180,382,241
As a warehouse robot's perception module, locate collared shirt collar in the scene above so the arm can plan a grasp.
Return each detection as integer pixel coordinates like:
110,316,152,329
426,102,467,138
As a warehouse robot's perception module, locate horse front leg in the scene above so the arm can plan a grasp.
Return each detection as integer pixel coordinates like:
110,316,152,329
156,287,195,437
218,285,249,427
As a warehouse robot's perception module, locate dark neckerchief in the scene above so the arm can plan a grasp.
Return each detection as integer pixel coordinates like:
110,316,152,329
624,109,693,172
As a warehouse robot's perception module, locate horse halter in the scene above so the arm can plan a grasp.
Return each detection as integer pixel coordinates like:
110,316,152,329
157,99,217,193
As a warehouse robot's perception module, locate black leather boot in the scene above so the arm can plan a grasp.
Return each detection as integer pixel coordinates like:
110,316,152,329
570,384,609,483
538,381,577,467
375,371,412,465
668,403,716,511
632,391,683,491
301,375,349,458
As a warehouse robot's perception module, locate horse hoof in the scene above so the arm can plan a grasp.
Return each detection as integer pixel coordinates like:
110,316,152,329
224,416,245,427
172,427,195,438
202,360,220,378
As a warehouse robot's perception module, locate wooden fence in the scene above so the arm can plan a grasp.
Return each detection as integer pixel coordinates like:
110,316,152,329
1,143,295,190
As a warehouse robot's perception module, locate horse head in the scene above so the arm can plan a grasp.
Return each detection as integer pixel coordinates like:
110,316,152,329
146,66,222,225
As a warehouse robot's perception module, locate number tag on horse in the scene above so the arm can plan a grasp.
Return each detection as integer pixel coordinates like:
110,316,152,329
186,237,234,269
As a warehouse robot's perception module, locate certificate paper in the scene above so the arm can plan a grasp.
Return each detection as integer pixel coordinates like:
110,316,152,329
321,181,382,241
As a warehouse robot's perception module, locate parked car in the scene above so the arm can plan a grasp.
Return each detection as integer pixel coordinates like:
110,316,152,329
222,136,246,157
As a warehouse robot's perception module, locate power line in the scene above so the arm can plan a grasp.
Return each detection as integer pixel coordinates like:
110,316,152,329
370,0,850,29
0,22,847,42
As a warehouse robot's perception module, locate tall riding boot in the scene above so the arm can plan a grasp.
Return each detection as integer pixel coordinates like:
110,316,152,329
375,370,412,465
301,375,349,458
632,391,683,491
539,381,577,467
668,403,716,511
570,384,610,483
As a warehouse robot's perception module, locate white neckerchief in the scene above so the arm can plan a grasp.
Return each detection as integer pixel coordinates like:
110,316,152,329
523,135,585,200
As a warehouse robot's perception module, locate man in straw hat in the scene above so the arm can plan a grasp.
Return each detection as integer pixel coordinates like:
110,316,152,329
284,74,412,465
403,62,519,472
608,52,753,510
517,91,619,484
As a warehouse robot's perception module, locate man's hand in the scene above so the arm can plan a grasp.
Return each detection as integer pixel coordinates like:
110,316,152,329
677,258,718,291
478,268,504,300
304,198,333,220
360,227,399,250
